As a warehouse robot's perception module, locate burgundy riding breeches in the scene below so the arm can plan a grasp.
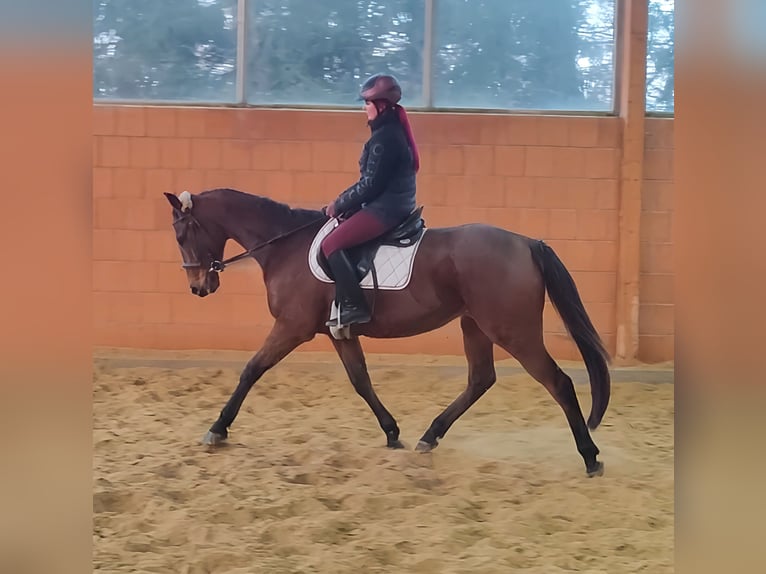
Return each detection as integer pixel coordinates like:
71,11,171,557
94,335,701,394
320,209,391,258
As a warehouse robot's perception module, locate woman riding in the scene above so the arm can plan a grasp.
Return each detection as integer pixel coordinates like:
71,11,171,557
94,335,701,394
321,73,421,328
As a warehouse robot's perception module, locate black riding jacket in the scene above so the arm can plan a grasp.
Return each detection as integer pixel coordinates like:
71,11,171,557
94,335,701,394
332,109,417,226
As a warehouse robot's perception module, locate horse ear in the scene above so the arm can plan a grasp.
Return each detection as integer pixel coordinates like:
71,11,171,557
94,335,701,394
164,192,183,212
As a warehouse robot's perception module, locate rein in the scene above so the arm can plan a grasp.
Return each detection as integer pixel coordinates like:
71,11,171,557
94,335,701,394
179,213,328,273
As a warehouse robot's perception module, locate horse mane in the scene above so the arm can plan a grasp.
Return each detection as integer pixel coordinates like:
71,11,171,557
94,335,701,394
198,188,325,228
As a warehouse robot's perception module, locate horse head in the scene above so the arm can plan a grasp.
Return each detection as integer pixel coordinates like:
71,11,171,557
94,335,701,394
164,191,225,297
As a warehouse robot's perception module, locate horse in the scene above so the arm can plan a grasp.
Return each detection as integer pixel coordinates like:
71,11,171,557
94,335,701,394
163,187,611,477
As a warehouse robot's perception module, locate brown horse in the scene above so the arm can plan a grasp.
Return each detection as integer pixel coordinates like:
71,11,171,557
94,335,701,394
164,187,610,477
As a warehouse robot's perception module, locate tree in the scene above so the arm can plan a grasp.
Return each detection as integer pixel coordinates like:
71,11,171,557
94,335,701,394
646,0,674,112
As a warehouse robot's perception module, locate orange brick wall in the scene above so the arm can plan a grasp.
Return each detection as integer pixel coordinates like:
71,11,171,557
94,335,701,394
639,118,674,362
93,104,672,362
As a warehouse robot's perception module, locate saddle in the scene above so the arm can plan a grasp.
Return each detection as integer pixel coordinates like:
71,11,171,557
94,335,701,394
317,207,426,283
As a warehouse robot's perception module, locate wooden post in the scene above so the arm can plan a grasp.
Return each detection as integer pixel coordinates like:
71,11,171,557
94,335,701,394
615,0,649,362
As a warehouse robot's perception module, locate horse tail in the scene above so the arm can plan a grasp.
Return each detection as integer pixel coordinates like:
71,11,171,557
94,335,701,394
530,239,611,429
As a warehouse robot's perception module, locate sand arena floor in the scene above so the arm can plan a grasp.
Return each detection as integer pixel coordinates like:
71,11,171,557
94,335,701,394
93,349,674,573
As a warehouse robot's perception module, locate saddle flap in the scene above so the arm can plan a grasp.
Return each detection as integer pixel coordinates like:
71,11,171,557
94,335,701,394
310,207,427,289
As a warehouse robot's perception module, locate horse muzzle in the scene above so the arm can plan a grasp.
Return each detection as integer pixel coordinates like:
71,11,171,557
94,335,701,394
188,270,220,297
191,286,210,297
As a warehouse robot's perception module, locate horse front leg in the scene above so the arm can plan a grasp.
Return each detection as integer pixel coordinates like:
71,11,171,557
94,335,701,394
202,322,312,447
331,336,404,449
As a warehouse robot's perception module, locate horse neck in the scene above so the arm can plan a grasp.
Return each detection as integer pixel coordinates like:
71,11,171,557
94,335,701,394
204,190,317,269
224,206,278,249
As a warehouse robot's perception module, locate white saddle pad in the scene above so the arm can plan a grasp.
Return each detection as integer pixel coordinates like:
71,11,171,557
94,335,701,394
308,218,427,291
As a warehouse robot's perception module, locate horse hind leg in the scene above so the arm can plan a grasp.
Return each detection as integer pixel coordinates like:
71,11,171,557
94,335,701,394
498,334,603,477
416,316,496,452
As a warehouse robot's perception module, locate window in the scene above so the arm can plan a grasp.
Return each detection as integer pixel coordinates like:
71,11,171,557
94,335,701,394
432,0,616,112
93,0,238,102
645,0,674,113
93,0,621,113
247,0,425,106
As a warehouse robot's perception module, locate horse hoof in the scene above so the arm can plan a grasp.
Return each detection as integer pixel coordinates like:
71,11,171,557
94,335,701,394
587,461,604,478
415,440,436,453
387,439,405,449
201,431,227,447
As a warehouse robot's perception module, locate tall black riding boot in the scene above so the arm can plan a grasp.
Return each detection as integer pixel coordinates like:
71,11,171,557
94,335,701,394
325,250,371,327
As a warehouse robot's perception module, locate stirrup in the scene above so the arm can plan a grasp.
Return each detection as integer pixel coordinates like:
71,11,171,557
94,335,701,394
326,302,371,327
325,313,371,327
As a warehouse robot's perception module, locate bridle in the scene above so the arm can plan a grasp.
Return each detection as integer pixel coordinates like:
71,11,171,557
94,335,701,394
173,211,327,273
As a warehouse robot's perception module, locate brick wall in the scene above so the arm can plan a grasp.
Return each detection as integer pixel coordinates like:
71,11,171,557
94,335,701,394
93,104,672,362
639,118,674,362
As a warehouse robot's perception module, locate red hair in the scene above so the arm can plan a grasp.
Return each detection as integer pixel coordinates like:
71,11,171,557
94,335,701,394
371,100,420,173
396,105,420,173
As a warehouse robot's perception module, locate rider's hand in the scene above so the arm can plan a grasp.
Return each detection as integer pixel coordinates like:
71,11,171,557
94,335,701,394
325,203,338,218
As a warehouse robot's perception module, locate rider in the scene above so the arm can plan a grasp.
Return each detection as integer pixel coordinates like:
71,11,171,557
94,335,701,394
321,73,421,328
